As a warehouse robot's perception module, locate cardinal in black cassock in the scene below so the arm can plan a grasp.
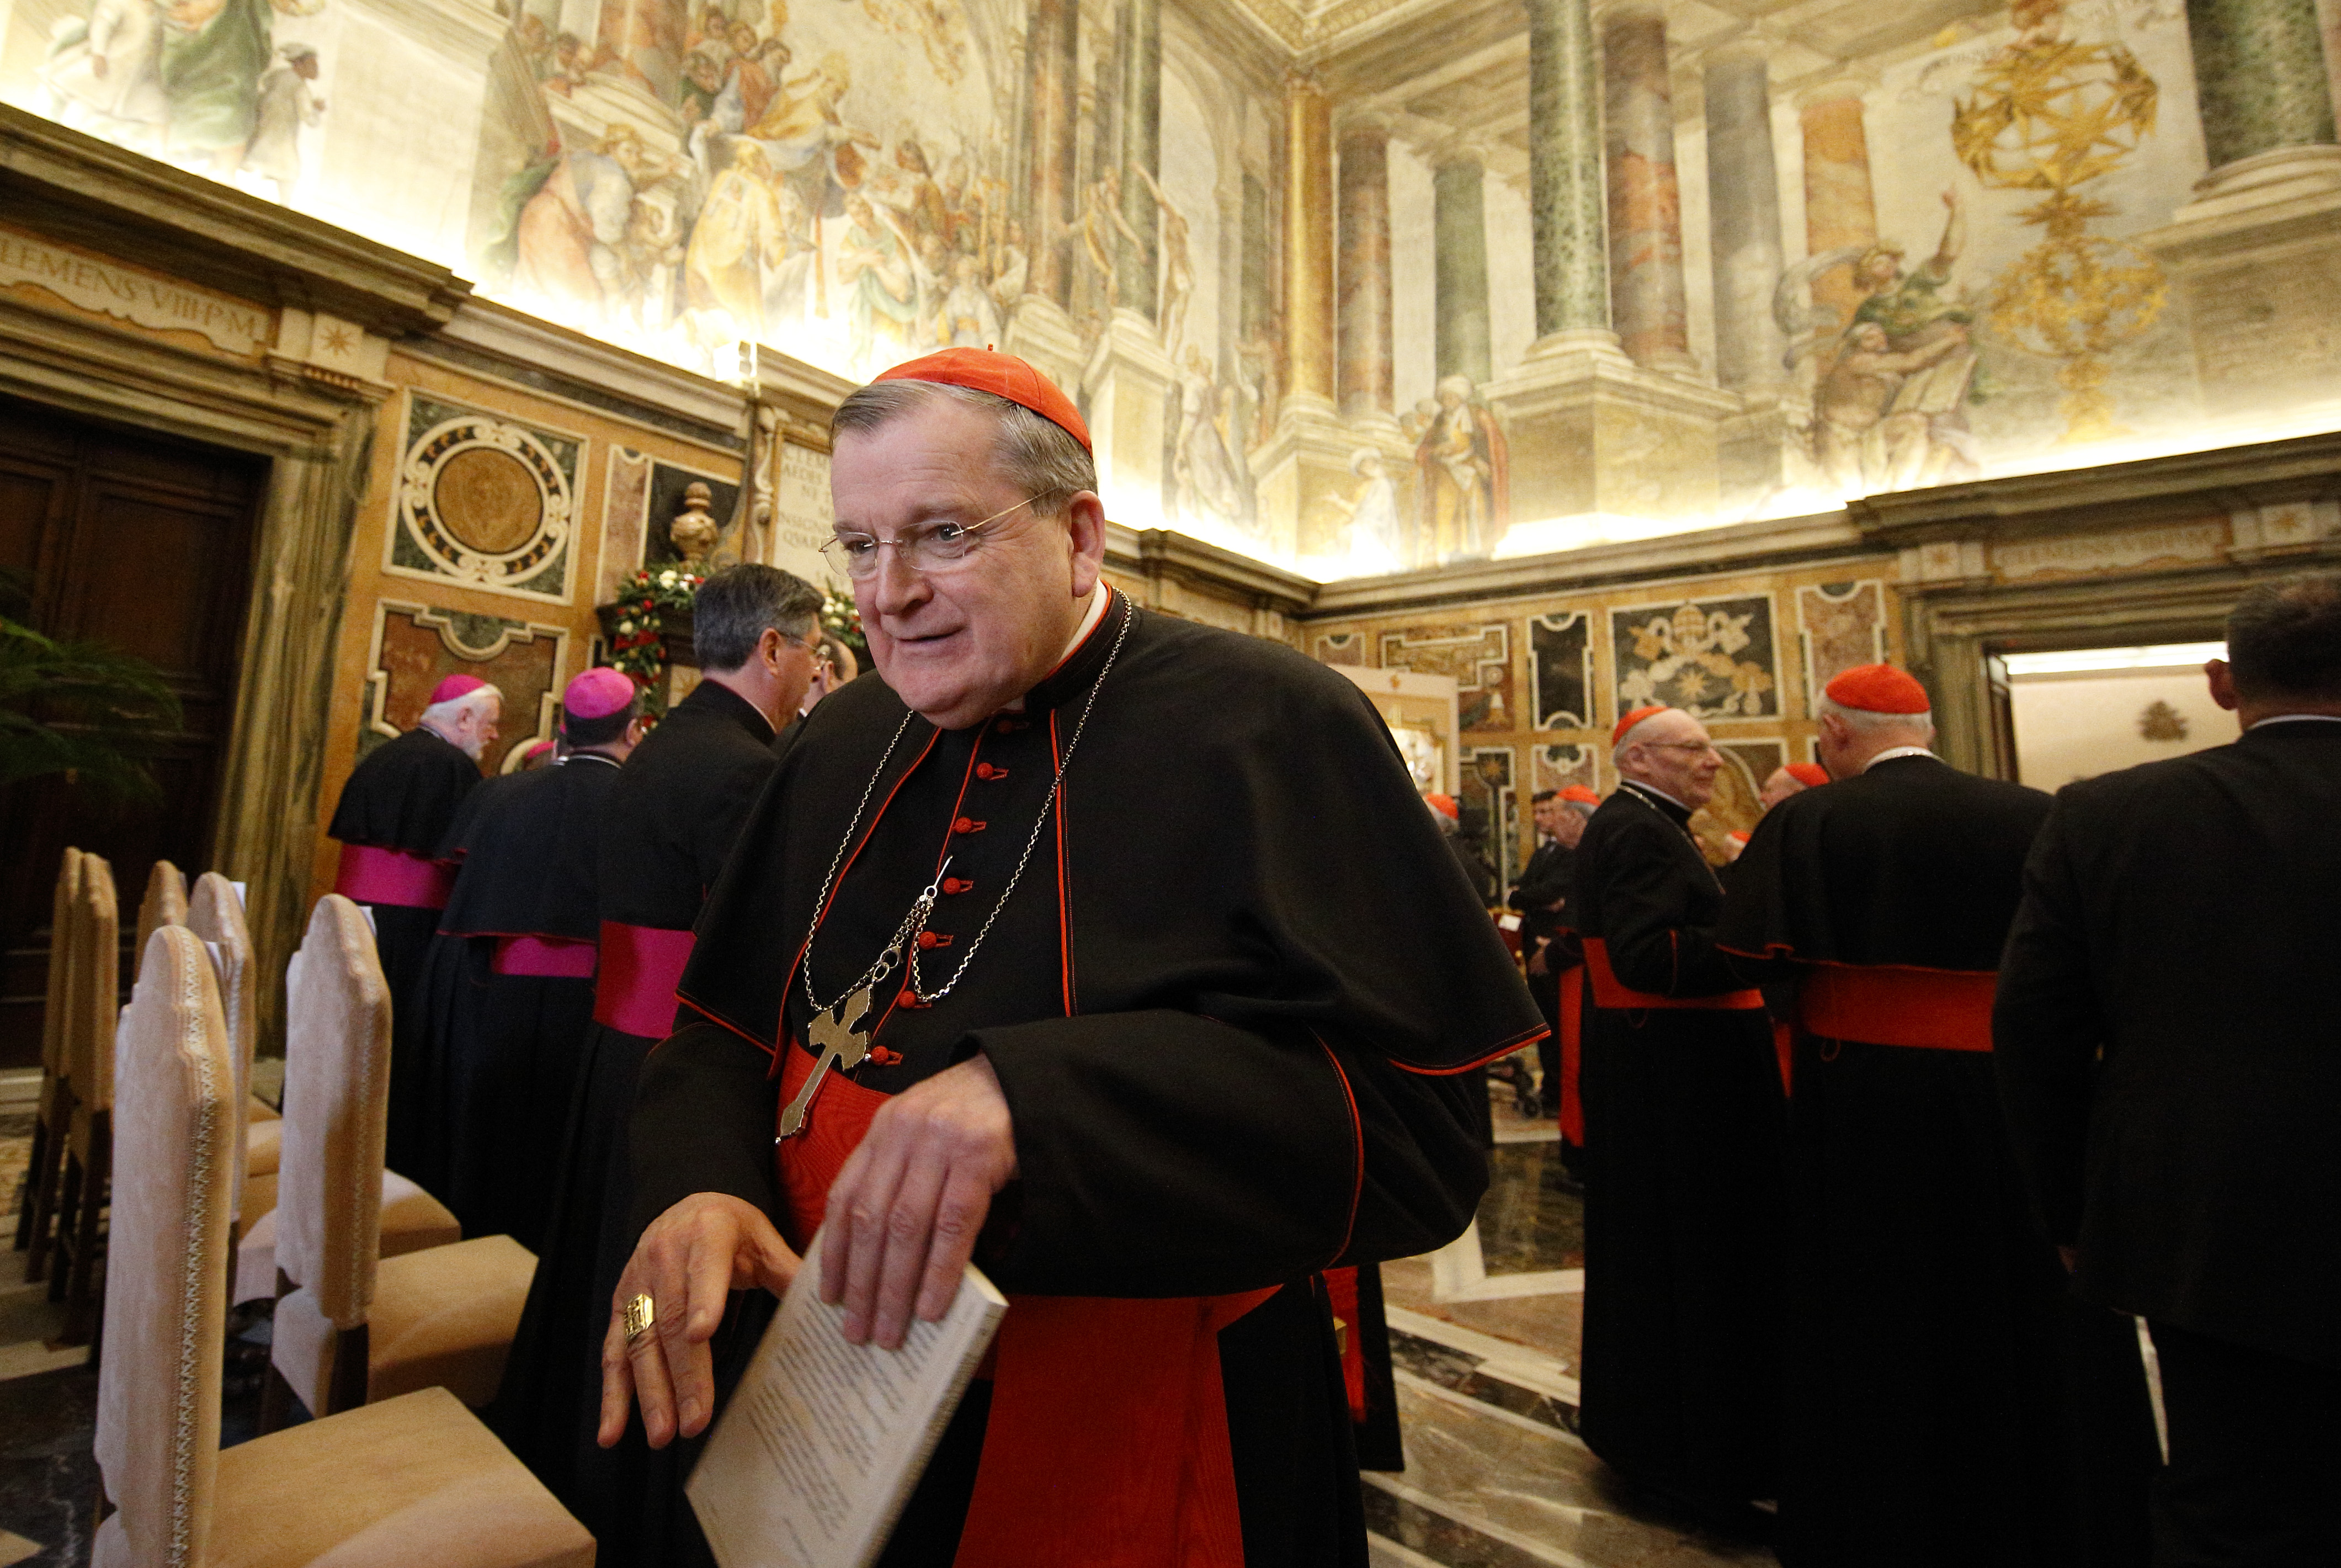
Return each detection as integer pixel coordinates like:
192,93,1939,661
494,566,818,1568
1574,704,1783,1521
619,348,1539,1568
1718,663,2155,1568
418,667,642,1251
326,672,497,1177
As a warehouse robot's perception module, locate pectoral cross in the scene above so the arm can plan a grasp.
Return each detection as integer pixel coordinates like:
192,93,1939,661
778,987,874,1140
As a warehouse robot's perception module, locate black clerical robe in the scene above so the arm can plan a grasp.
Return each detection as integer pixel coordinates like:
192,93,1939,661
1718,754,2155,1568
419,753,619,1252
494,680,779,1566
1573,780,1782,1509
633,588,1537,1568
1509,839,1577,1126
327,726,482,1178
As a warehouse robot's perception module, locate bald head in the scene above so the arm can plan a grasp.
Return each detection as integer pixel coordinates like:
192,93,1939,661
1615,707,1723,809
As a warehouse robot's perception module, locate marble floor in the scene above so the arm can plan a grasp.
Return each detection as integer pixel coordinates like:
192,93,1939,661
1365,1086,1772,1568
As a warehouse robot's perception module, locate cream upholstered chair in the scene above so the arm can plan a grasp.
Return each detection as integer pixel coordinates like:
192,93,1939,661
51,854,120,1344
187,873,270,1237
134,858,188,956
265,895,537,1423
19,847,82,1275
90,923,593,1568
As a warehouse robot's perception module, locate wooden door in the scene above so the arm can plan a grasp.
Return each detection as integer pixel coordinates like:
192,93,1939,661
0,395,264,1069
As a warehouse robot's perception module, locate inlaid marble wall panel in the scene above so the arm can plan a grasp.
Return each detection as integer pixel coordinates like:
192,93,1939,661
1379,623,1514,733
386,392,585,605
1610,594,1779,723
1795,578,1888,711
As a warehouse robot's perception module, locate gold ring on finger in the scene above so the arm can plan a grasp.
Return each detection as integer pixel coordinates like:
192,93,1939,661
624,1291,656,1345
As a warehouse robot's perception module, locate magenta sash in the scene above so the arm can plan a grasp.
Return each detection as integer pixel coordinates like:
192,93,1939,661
490,934,598,978
593,921,695,1037
334,844,455,911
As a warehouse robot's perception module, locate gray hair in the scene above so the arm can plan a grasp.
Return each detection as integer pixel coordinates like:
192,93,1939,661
831,380,1096,516
418,684,501,730
694,564,823,671
1816,695,1935,738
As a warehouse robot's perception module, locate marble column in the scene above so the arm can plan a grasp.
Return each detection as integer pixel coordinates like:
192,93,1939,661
1601,6,1693,372
1024,0,1080,307
1705,46,1786,390
1115,0,1162,317
1241,169,1272,348
2186,0,2337,167
1799,85,1879,331
1524,0,1608,342
1284,73,1336,407
1433,151,1493,384
1338,120,1395,418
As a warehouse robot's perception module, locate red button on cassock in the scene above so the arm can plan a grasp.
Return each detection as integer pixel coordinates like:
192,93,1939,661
976,763,1008,780
943,877,973,894
953,816,986,833
917,931,954,949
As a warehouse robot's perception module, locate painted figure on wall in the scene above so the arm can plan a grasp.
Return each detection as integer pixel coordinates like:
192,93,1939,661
1168,350,1253,538
510,125,663,323
683,140,795,341
38,0,170,147
238,41,322,201
1130,162,1191,359
839,191,917,363
1414,375,1509,566
158,0,274,169
1322,448,1404,577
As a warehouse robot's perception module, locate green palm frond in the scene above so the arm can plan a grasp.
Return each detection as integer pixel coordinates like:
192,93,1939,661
0,607,185,804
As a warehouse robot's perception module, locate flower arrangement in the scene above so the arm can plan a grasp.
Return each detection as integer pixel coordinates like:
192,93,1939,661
821,586,868,663
608,566,702,691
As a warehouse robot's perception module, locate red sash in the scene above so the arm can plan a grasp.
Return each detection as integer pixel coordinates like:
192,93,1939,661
333,843,455,910
1799,964,1997,1052
774,1042,1269,1568
490,934,598,977
1582,938,1765,1012
594,921,695,1037
1321,1266,1367,1422
1557,963,1585,1145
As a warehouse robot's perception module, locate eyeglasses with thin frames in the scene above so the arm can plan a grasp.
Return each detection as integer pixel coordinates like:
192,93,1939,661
820,495,1042,580
1637,740,1721,758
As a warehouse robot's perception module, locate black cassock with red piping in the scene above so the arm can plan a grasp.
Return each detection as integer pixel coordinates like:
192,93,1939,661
631,588,1540,1568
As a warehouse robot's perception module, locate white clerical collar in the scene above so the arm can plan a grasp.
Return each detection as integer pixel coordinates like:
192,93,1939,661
1003,587,1109,713
559,751,623,768
1619,778,1691,812
2253,714,2341,728
1863,746,1938,772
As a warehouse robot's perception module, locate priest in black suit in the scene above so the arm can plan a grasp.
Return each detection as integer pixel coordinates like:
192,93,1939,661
422,667,642,1251
1720,663,2154,1568
1574,703,1782,1527
327,673,499,1176
1997,572,2341,1568
495,563,825,1565
1510,785,1593,1131
597,349,1536,1567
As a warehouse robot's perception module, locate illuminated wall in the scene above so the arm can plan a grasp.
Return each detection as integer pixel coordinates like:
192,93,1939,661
6,0,2339,580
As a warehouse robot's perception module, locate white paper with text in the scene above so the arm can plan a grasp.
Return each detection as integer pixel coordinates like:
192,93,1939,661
687,1228,1007,1568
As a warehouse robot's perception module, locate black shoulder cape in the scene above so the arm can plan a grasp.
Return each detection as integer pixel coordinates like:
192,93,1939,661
439,756,623,942
1718,756,2050,970
327,726,484,857
678,591,1542,1075
599,678,780,930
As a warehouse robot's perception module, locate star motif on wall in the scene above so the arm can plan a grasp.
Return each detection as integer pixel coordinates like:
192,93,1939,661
319,323,357,356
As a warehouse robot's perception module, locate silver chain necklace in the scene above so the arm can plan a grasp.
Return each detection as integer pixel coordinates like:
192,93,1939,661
1618,779,1723,891
779,601,1134,1138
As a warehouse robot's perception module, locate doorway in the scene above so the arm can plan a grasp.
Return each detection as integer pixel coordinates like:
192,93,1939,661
0,395,265,1070
2000,641,2232,789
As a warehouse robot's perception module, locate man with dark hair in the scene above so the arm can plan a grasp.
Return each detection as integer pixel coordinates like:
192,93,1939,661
599,349,1532,1565
326,673,501,1176
1512,786,1588,1123
496,564,826,1566
1997,572,2341,1567
1576,705,1783,1528
419,668,644,1251
1719,665,2154,1568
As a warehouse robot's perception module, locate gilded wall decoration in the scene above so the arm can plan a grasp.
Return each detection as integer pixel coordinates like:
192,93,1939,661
1710,740,1786,837
387,394,583,605
1529,612,1593,731
360,600,567,775
1533,742,1599,798
1796,580,1888,708
636,454,743,572
1314,631,1366,667
1611,597,1779,721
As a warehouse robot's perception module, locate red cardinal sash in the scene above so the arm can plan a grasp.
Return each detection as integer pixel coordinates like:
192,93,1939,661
1582,938,1765,1012
773,1043,1271,1568
1799,964,1997,1052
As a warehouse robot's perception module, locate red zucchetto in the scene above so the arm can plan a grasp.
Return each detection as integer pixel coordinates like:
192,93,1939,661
1824,664,1932,714
1560,784,1602,805
1613,705,1670,747
1424,793,1460,820
1786,762,1831,789
874,347,1093,452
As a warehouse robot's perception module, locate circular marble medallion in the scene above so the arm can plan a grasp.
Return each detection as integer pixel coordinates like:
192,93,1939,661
433,447,544,555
